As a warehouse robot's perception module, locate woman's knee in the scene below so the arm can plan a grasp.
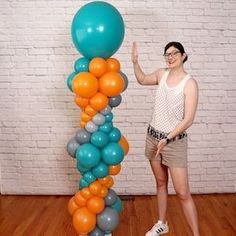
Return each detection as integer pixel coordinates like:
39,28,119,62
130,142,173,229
156,177,168,189
176,189,191,201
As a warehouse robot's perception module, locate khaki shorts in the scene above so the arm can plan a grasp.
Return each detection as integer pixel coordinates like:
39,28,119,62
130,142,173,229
145,133,188,167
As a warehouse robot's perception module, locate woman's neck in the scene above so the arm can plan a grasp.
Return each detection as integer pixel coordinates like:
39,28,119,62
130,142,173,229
169,66,186,77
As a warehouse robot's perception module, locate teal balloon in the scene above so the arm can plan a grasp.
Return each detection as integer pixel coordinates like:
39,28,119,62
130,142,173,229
91,131,109,148
101,142,124,165
77,161,90,174
74,57,90,73
109,127,121,142
112,196,122,213
105,113,113,122
76,143,101,169
79,177,89,189
71,1,125,59
66,72,76,92
83,171,96,184
99,122,113,134
92,161,109,178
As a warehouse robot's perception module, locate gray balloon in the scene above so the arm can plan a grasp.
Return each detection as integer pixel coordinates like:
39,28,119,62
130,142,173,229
85,121,98,133
120,71,128,92
75,129,91,144
89,226,106,236
92,113,105,126
109,95,122,108
97,207,119,232
105,189,117,206
66,137,80,158
100,105,112,115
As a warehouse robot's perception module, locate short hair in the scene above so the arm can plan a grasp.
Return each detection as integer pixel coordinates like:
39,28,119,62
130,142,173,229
164,42,188,63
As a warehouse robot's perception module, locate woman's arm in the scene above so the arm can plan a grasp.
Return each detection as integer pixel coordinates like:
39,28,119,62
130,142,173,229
132,42,163,85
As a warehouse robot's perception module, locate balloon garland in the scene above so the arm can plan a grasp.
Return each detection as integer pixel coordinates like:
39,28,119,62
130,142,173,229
66,2,129,236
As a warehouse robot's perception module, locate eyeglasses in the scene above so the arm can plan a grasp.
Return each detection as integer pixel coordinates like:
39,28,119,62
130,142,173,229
163,51,181,59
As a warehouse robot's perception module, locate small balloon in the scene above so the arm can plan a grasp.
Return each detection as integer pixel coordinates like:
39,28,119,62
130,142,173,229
79,177,89,189
74,57,90,73
75,129,91,144
67,137,80,158
109,95,122,108
89,57,107,77
67,72,77,92
108,127,121,142
99,122,113,134
91,131,109,149
92,161,109,178
92,113,105,126
104,189,117,206
89,226,106,236
85,121,98,133
100,105,112,115
111,196,122,213
119,71,128,92
83,171,97,184
105,112,113,122
97,207,119,232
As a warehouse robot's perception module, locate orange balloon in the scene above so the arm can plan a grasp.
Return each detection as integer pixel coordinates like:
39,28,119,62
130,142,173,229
106,58,120,72
109,164,121,175
89,57,107,77
98,176,113,187
81,187,93,199
75,96,89,108
85,105,98,117
81,112,92,122
72,72,98,98
73,207,96,235
80,121,86,128
89,181,102,195
75,192,87,207
68,196,79,216
119,135,129,155
89,92,108,111
99,72,124,97
87,196,105,214
97,186,108,198
105,177,114,188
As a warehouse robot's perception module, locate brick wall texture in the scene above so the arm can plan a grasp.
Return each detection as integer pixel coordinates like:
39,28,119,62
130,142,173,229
0,0,236,195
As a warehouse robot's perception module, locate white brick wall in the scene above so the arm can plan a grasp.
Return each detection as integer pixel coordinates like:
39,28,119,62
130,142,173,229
0,0,236,195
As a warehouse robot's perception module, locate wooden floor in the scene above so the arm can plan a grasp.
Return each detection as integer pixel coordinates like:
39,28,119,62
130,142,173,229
0,194,235,236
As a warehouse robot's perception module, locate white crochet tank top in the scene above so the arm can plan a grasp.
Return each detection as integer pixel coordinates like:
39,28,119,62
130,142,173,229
150,70,191,133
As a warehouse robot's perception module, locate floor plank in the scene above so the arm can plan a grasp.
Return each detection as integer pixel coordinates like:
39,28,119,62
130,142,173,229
0,194,235,236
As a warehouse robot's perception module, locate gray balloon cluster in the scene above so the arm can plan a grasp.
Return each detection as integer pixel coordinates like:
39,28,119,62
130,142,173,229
66,128,91,158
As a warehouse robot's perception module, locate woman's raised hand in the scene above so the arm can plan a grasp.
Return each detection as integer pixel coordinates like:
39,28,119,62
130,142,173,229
131,42,138,64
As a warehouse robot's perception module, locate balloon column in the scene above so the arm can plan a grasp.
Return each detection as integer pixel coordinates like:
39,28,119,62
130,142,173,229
66,2,129,235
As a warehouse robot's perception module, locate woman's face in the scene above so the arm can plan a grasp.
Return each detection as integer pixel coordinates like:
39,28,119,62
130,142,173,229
164,46,186,69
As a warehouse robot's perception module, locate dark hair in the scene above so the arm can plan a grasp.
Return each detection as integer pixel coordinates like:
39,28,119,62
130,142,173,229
164,42,188,63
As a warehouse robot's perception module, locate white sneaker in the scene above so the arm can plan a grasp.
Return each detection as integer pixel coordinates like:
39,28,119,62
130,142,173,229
145,220,169,236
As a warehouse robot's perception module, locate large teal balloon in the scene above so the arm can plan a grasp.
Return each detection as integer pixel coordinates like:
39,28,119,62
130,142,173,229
76,143,101,169
101,142,124,165
71,1,125,59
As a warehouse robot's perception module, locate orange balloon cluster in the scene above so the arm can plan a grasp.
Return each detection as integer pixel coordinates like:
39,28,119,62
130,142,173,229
68,175,116,235
72,57,125,128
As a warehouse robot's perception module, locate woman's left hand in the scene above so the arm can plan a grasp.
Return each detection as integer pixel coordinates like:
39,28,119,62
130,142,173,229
155,139,167,157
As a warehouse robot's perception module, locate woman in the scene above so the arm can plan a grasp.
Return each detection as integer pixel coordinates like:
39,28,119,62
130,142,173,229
131,41,200,236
